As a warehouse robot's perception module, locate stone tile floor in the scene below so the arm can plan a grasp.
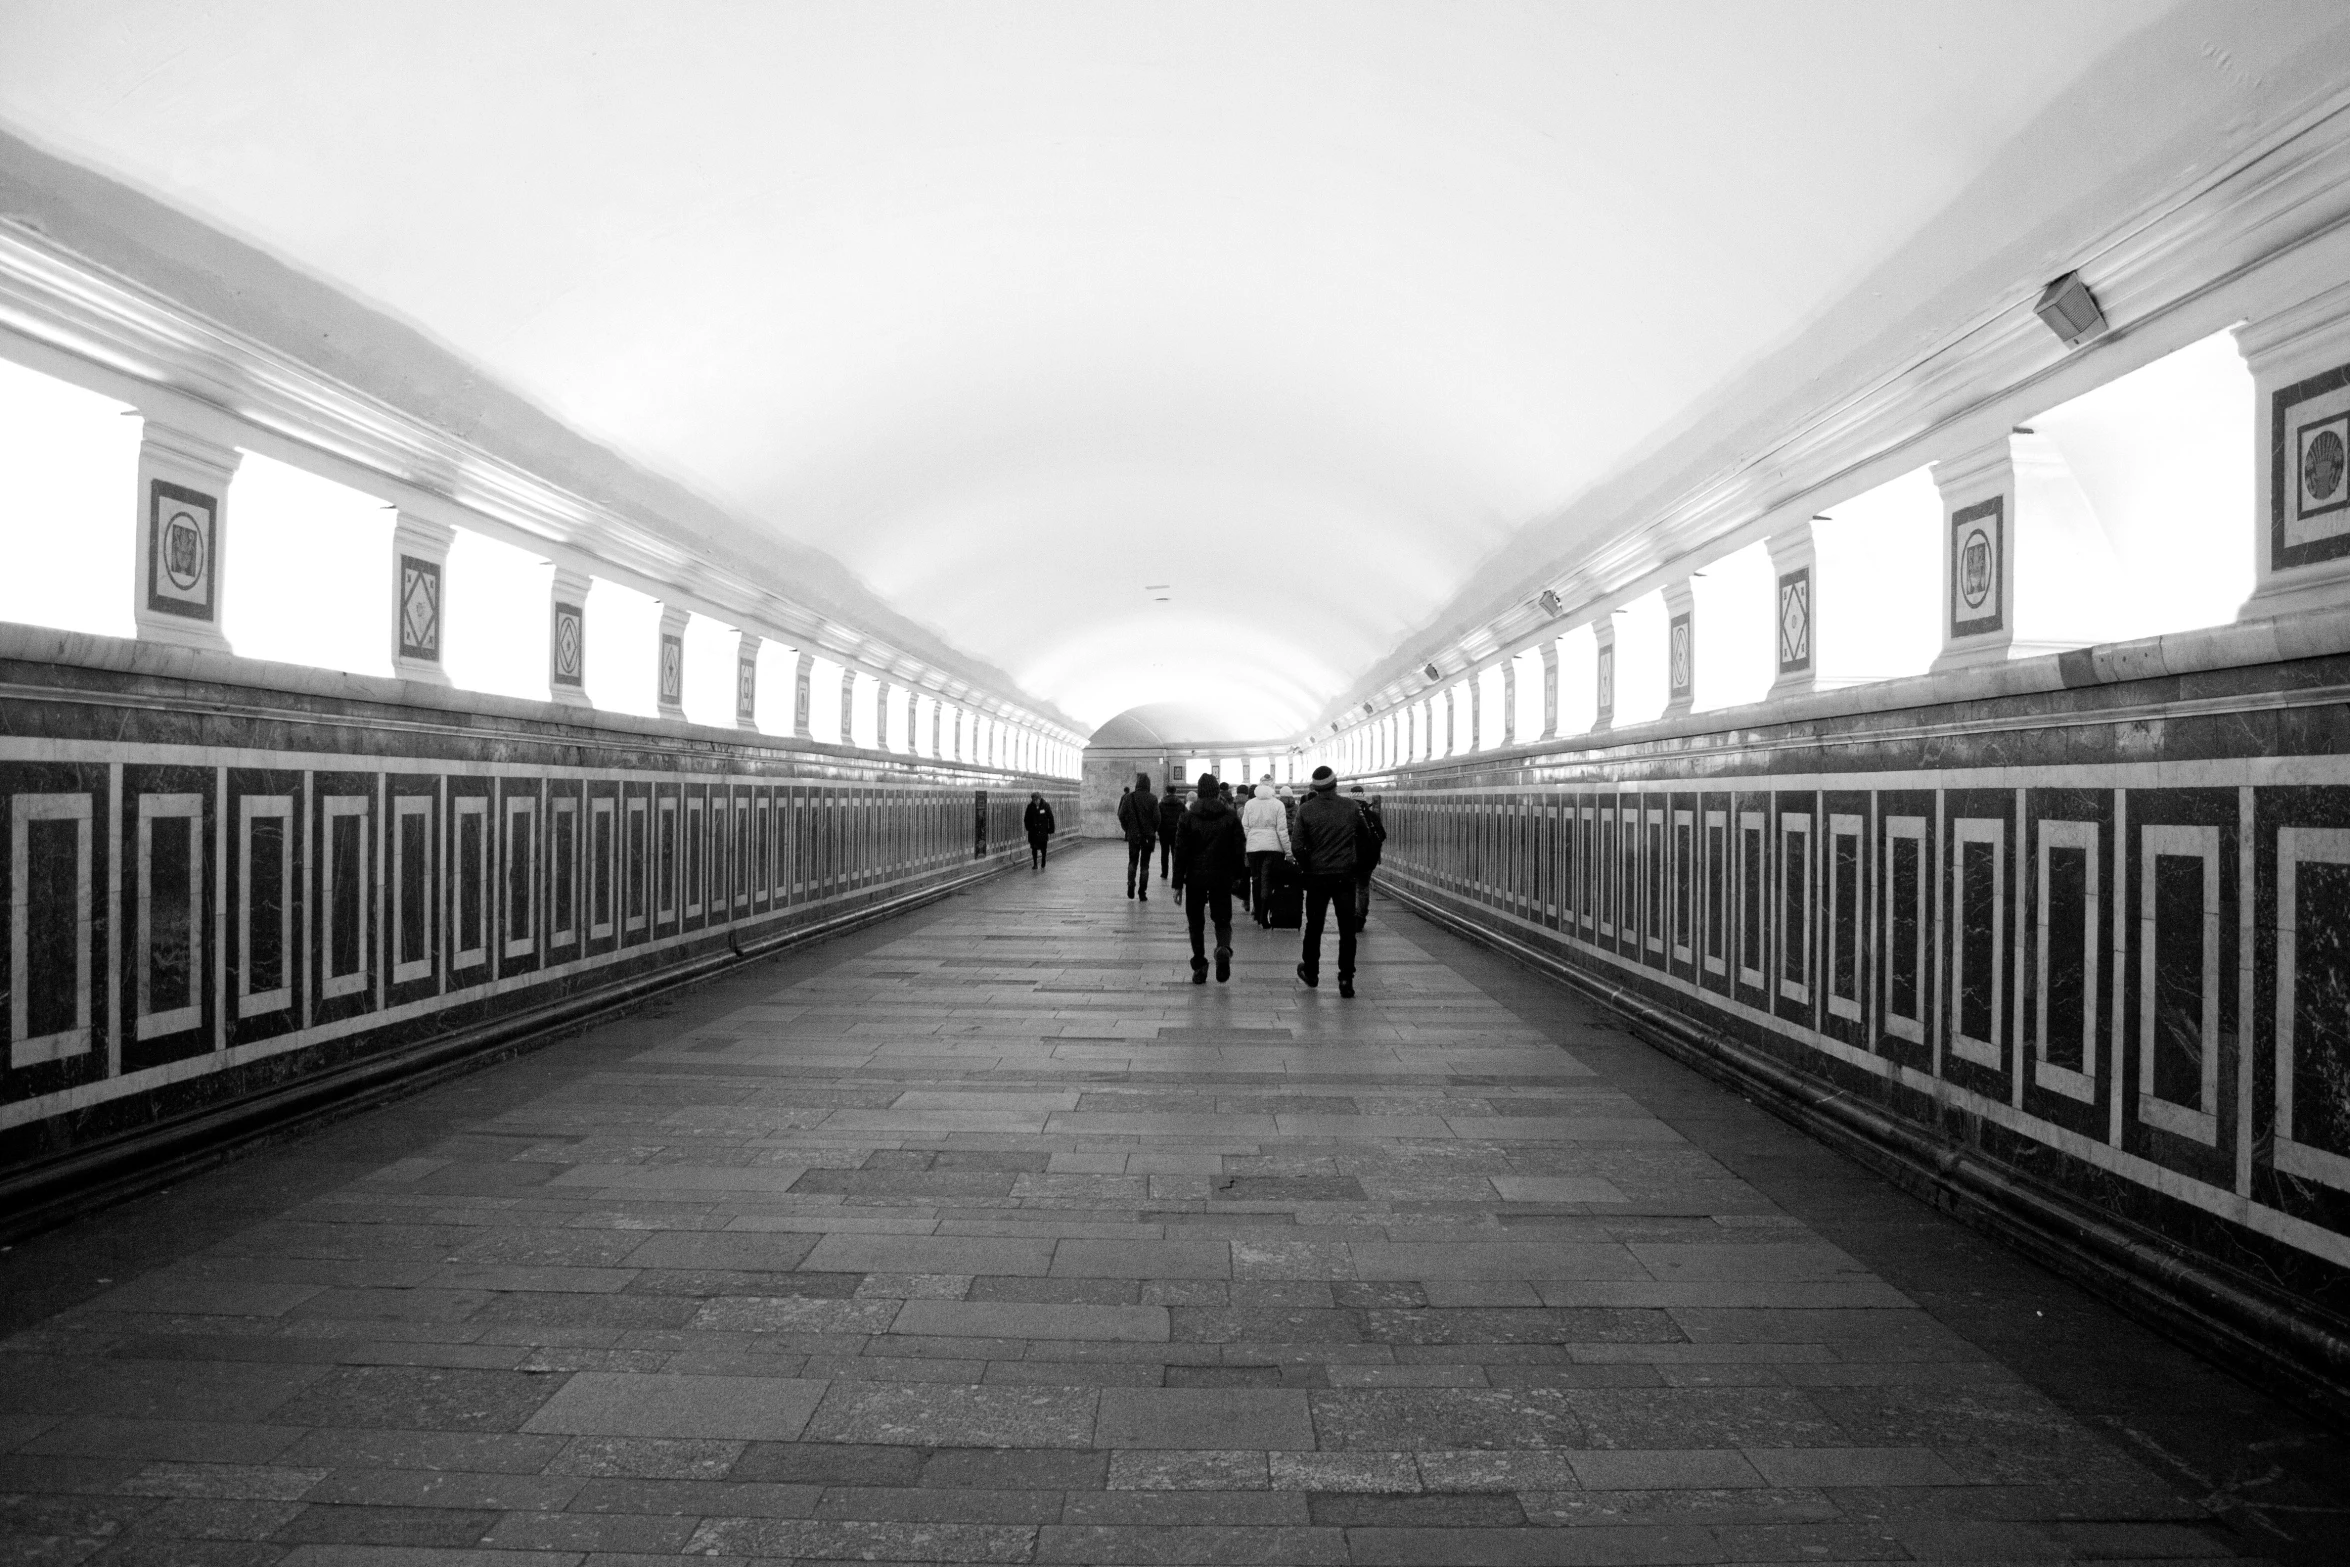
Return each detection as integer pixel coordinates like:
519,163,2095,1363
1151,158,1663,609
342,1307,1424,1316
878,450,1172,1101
4,840,2346,1565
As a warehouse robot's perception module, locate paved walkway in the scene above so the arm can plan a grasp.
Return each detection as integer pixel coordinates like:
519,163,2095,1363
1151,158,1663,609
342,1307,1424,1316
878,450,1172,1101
3,841,2330,1565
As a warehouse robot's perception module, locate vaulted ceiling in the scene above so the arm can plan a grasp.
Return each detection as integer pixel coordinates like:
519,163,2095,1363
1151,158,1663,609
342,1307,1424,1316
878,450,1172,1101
0,1,2335,739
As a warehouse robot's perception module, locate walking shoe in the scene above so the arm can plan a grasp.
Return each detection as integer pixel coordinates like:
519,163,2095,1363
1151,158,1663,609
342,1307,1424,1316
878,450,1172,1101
1296,963,1318,989
1215,947,1231,983
1191,967,1207,985
1126,887,1134,899
1138,890,1147,902
1338,979,1355,999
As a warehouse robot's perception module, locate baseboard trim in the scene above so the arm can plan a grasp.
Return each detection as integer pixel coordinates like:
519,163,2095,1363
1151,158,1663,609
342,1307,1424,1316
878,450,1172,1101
1384,879,2350,1433
0,857,1018,1247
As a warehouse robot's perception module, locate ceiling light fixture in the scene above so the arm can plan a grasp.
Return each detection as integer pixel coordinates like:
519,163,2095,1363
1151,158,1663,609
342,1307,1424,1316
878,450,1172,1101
2034,272,2107,348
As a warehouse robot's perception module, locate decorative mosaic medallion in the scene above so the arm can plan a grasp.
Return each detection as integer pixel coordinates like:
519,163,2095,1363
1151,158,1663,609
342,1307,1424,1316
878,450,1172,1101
1949,495,2004,638
145,481,218,620
398,557,442,661
552,603,585,685
1777,569,1811,673
659,634,684,704
1668,613,1693,697
2272,366,2350,569
737,656,757,720
2297,413,2349,521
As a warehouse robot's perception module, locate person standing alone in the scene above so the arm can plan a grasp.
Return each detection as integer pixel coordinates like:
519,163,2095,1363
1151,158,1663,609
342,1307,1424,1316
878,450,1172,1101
1024,791,1056,871
1171,772,1245,983
1291,766,1369,997
1156,780,1184,881
1117,771,1158,901
1241,778,1292,928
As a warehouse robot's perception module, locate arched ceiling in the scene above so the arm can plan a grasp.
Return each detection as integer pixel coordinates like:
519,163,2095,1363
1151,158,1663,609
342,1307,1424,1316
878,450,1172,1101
1087,704,1287,753
0,1,2321,737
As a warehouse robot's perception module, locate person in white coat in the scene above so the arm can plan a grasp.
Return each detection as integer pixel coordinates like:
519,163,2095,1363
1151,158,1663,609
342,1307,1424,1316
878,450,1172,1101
1240,780,1293,929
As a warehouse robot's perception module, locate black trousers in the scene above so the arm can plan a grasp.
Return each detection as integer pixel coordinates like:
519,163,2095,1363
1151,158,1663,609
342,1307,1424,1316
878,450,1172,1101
1126,840,1153,894
1028,833,1049,868
1158,833,1176,877
1301,871,1360,982
1182,880,1233,968
1247,851,1283,920
1354,864,1375,921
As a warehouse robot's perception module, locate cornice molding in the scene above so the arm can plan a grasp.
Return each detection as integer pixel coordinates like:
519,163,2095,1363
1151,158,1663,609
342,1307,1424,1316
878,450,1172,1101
0,219,1078,744
1322,81,2350,739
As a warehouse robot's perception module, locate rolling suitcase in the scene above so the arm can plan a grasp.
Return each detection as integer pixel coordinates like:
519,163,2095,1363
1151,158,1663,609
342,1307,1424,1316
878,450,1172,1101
1267,865,1304,929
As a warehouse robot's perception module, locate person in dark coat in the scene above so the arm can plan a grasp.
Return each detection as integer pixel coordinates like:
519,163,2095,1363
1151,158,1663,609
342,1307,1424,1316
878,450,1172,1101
1023,792,1056,870
1115,772,1158,900
1156,782,1185,880
1290,766,1370,997
1349,783,1385,925
1170,772,1247,984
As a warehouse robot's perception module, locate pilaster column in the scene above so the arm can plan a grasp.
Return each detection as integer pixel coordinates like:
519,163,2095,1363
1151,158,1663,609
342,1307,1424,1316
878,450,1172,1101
132,420,242,653
875,680,892,751
655,605,688,720
1933,430,2126,671
1539,640,1560,739
2237,284,2350,619
1766,520,1820,700
930,698,943,758
1500,660,1518,746
1466,678,1482,752
839,667,857,746
793,650,814,738
390,511,455,686
549,566,591,708
1592,619,1617,733
1443,687,1457,756
1662,579,1696,719
907,688,922,755
951,705,964,762
734,633,760,730
1929,439,2018,671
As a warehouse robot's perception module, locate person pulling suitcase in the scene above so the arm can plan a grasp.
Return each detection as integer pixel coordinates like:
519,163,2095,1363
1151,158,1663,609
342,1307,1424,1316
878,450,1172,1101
1240,780,1292,928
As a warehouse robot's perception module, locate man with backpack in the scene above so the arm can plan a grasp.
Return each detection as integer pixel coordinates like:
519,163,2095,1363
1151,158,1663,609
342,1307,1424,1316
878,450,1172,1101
1350,783,1385,927
1290,766,1372,998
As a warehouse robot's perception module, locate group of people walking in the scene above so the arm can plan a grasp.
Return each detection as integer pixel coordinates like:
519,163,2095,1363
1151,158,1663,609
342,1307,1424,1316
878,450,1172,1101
1118,767,1384,996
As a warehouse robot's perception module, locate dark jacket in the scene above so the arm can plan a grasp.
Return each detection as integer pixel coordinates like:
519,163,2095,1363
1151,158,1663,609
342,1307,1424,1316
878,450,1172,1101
1292,780,1370,877
1024,799,1056,839
1170,794,1246,893
1354,796,1386,869
1157,792,1185,839
1116,786,1159,845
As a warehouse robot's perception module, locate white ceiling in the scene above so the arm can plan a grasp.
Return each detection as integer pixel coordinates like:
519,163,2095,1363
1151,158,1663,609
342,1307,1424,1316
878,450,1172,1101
0,0,2310,738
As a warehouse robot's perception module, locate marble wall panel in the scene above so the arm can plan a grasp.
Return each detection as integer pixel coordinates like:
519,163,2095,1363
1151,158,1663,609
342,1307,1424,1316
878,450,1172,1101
1375,667,2350,1310
0,679,1071,1175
